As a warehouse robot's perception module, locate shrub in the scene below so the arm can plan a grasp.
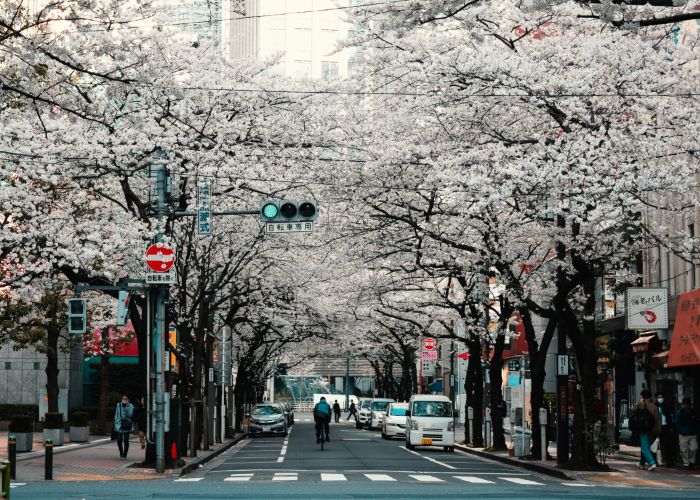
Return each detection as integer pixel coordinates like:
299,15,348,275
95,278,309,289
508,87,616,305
44,412,64,429
69,412,89,427
0,404,38,421
8,415,34,433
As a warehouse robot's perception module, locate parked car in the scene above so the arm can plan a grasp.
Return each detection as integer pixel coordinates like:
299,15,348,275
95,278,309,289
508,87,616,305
357,398,373,429
405,394,455,452
248,404,288,437
280,403,295,426
382,402,409,439
367,398,395,430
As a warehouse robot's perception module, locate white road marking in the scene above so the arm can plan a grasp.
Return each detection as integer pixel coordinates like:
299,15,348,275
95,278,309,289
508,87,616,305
500,477,545,485
224,473,253,482
10,483,27,488
321,473,347,481
280,446,287,455
409,474,444,482
277,456,284,463
365,474,396,481
454,476,495,484
175,477,204,482
399,446,457,469
561,482,594,487
273,473,298,481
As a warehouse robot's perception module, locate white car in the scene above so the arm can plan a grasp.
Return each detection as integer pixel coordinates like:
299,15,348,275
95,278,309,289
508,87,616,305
405,394,455,452
367,398,395,430
356,399,373,429
382,402,409,439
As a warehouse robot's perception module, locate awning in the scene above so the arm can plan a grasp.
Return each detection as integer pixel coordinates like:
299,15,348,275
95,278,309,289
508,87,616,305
631,333,657,353
428,379,443,393
669,288,700,367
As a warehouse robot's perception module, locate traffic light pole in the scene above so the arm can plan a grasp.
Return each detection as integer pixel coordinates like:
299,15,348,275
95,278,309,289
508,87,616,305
153,155,168,474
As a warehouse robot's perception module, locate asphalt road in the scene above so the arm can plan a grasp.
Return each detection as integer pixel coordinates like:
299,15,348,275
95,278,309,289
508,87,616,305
12,416,700,499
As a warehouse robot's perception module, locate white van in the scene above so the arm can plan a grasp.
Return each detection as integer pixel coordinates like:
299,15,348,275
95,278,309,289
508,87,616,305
405,394,455,452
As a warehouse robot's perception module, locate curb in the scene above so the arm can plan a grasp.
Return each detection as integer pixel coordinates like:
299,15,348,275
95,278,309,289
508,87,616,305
16,437,112,462
178,433,247,477
455,444,573,480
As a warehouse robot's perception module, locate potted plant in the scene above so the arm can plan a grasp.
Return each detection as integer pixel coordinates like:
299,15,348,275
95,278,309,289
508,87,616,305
42,412,65,446
8,415,34,452
69,412,89,442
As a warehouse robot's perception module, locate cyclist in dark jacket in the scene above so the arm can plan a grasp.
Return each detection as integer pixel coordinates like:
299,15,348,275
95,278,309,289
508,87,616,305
314,397,332,443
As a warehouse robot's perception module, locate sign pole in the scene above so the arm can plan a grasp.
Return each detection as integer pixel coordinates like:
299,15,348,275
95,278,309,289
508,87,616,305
153,153,167,474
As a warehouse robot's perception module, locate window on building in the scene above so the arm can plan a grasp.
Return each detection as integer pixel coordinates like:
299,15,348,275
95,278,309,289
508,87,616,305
321,61,339,80
294,60,312,79
690,223,695,238
4,362,10,370
34,362,41,370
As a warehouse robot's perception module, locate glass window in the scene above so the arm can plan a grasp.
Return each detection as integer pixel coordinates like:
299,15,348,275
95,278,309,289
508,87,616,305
253,405,283,416
411,401,453,417
390,407,408,416
371,401,391,411
321,61,338,80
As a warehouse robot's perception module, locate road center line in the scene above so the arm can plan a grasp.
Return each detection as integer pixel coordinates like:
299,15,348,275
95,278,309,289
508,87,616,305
398,446,457,469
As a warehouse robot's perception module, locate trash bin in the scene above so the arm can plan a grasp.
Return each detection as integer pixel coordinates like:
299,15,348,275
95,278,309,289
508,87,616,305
513,429,531,457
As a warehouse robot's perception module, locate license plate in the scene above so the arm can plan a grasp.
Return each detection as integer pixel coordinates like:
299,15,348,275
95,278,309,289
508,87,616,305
263,426,270,432
421,438,432,445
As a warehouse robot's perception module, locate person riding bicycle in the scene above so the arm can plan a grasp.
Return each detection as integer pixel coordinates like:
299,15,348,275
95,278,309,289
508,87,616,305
313,397,332,444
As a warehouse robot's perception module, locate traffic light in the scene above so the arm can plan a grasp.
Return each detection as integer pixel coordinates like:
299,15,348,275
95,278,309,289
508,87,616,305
116,291,130,326
260,200,318,222
67,298,87,334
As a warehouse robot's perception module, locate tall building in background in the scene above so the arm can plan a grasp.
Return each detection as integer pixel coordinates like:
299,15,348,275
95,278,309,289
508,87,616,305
160,0,224,49
227,0,357,80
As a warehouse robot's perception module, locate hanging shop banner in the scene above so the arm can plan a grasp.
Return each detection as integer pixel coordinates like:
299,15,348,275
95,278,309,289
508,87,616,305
668,288,700,367
625,287,668,330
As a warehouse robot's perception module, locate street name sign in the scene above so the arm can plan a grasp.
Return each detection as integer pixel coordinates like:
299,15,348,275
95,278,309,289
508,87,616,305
265,221,314,234
197,180,213,235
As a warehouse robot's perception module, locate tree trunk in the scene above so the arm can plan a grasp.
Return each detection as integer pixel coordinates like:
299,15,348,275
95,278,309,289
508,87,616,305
489,331,507,450
465,336,484,446
96,327,111,435
45,324,60,414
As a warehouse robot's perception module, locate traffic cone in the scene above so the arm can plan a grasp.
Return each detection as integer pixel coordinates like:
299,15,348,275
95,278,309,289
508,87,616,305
170,441,178,459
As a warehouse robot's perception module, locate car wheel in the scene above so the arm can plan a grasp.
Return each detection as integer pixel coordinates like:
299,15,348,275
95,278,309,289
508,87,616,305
382,430,389,439
406,442,415,450
355,421,361,429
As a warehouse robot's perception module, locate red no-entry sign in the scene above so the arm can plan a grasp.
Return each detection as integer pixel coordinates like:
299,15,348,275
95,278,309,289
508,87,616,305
145,243,175,272
423,337,437,351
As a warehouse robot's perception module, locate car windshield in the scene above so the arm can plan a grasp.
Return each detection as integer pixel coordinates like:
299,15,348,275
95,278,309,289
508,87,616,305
361,401,371,409
253,406,283,416
371,401,391,411
411,401,452,417
390,407,408,416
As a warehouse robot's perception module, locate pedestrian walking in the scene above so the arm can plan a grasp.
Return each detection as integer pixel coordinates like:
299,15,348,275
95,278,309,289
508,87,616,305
114,394,134,460
133,396,147,450
655,392,676,466
675,397,698,469
346,401,358,422
630,389,661,471
333,400,341,423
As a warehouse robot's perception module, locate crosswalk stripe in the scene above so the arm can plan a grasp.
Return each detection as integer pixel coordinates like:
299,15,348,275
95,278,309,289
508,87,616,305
365,474,396,481
273,473,298,481
225,476,252,481
321,473,347,481
409,474,444,482
500,477,544,485
175,477,204,482
454,476,495,484
10,483,27,488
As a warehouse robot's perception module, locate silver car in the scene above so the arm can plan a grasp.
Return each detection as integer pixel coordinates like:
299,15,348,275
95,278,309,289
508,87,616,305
248,404,288,437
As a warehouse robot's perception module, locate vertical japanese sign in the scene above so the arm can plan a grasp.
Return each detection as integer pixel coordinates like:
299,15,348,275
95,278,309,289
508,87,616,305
668,288,700,367
625,287,668,330
197,179,212,235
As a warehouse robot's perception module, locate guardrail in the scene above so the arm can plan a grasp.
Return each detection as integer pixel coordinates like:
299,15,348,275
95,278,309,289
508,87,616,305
0,460,10,499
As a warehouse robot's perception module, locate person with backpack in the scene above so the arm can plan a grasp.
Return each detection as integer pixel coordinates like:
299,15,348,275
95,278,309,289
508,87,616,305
113,394,134,460
313,397,332,444
675,398,698,469
631,389,661,471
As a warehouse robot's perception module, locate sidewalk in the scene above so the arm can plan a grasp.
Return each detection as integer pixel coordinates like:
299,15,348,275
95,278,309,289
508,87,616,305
0,430,246,482
455,424,700,489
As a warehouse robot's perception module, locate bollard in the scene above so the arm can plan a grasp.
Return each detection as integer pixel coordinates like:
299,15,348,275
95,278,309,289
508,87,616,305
467,407,474,444
539,408,548,462
8,435,15,480
484,408,492,448
1,460,10,499
44,439,53,480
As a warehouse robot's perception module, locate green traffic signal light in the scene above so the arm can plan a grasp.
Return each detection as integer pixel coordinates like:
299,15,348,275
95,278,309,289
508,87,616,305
262,202,279,220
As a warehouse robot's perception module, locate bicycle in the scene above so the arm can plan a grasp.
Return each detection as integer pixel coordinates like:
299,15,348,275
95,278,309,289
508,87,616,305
315,419,330,451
